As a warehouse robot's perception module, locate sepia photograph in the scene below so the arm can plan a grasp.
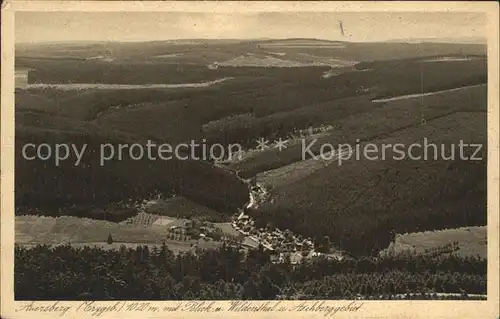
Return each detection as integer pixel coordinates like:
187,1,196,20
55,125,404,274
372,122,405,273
1,2,499,318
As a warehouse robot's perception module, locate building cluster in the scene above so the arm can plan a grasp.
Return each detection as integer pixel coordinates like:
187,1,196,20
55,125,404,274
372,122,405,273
119,191,344,263
231,210,330,264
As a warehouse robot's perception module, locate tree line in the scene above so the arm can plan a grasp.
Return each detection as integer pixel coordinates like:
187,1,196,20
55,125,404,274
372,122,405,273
15,243,486,300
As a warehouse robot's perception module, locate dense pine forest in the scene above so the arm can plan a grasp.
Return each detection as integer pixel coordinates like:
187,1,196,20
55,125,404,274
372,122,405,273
13,38,489,302
15,244,486,300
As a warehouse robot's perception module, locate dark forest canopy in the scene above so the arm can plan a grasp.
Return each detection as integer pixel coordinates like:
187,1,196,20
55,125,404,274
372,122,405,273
15,244,486,300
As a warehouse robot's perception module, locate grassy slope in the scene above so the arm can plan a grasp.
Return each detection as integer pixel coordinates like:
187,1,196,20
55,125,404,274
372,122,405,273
384,226,487,258
258,41,486,61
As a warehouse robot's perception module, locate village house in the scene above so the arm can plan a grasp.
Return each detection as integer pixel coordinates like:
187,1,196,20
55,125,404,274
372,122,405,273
15,67,32,90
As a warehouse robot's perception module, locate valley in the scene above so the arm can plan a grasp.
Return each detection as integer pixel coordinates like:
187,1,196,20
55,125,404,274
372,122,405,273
13,37,489,300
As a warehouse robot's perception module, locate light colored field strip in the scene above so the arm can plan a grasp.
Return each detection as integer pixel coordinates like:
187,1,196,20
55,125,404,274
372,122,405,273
372,84,486,103
388,226,487,258
256,148,352,189
27,77,233,91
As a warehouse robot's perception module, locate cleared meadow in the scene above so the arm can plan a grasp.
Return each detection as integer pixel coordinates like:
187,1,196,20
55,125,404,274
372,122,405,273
384,226,487,258
15,213,240,253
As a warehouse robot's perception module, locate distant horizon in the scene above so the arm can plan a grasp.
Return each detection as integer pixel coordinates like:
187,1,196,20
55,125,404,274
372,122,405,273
15,35,488,46
16,12,486,44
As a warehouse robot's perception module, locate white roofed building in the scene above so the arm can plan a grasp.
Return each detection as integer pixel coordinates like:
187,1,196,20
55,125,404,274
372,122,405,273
15,67,32,90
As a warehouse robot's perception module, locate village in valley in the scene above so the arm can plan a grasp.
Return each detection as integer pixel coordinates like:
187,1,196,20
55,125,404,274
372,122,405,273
66,177,342,265
135,182,346,265
230,209,341,264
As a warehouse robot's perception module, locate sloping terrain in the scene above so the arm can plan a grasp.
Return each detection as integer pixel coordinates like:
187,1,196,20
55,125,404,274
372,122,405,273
217,53,356,67
382,226,487,258
251,111,487,256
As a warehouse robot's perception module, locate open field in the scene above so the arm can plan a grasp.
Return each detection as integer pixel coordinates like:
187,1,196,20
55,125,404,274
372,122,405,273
15,75,285,120
382,226,487,258
15,214,243,253
216,54,356,67
255,148,344,190
16,215,170,244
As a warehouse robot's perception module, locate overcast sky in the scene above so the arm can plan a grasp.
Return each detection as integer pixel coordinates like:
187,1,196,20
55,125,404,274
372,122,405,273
16,12,486,43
